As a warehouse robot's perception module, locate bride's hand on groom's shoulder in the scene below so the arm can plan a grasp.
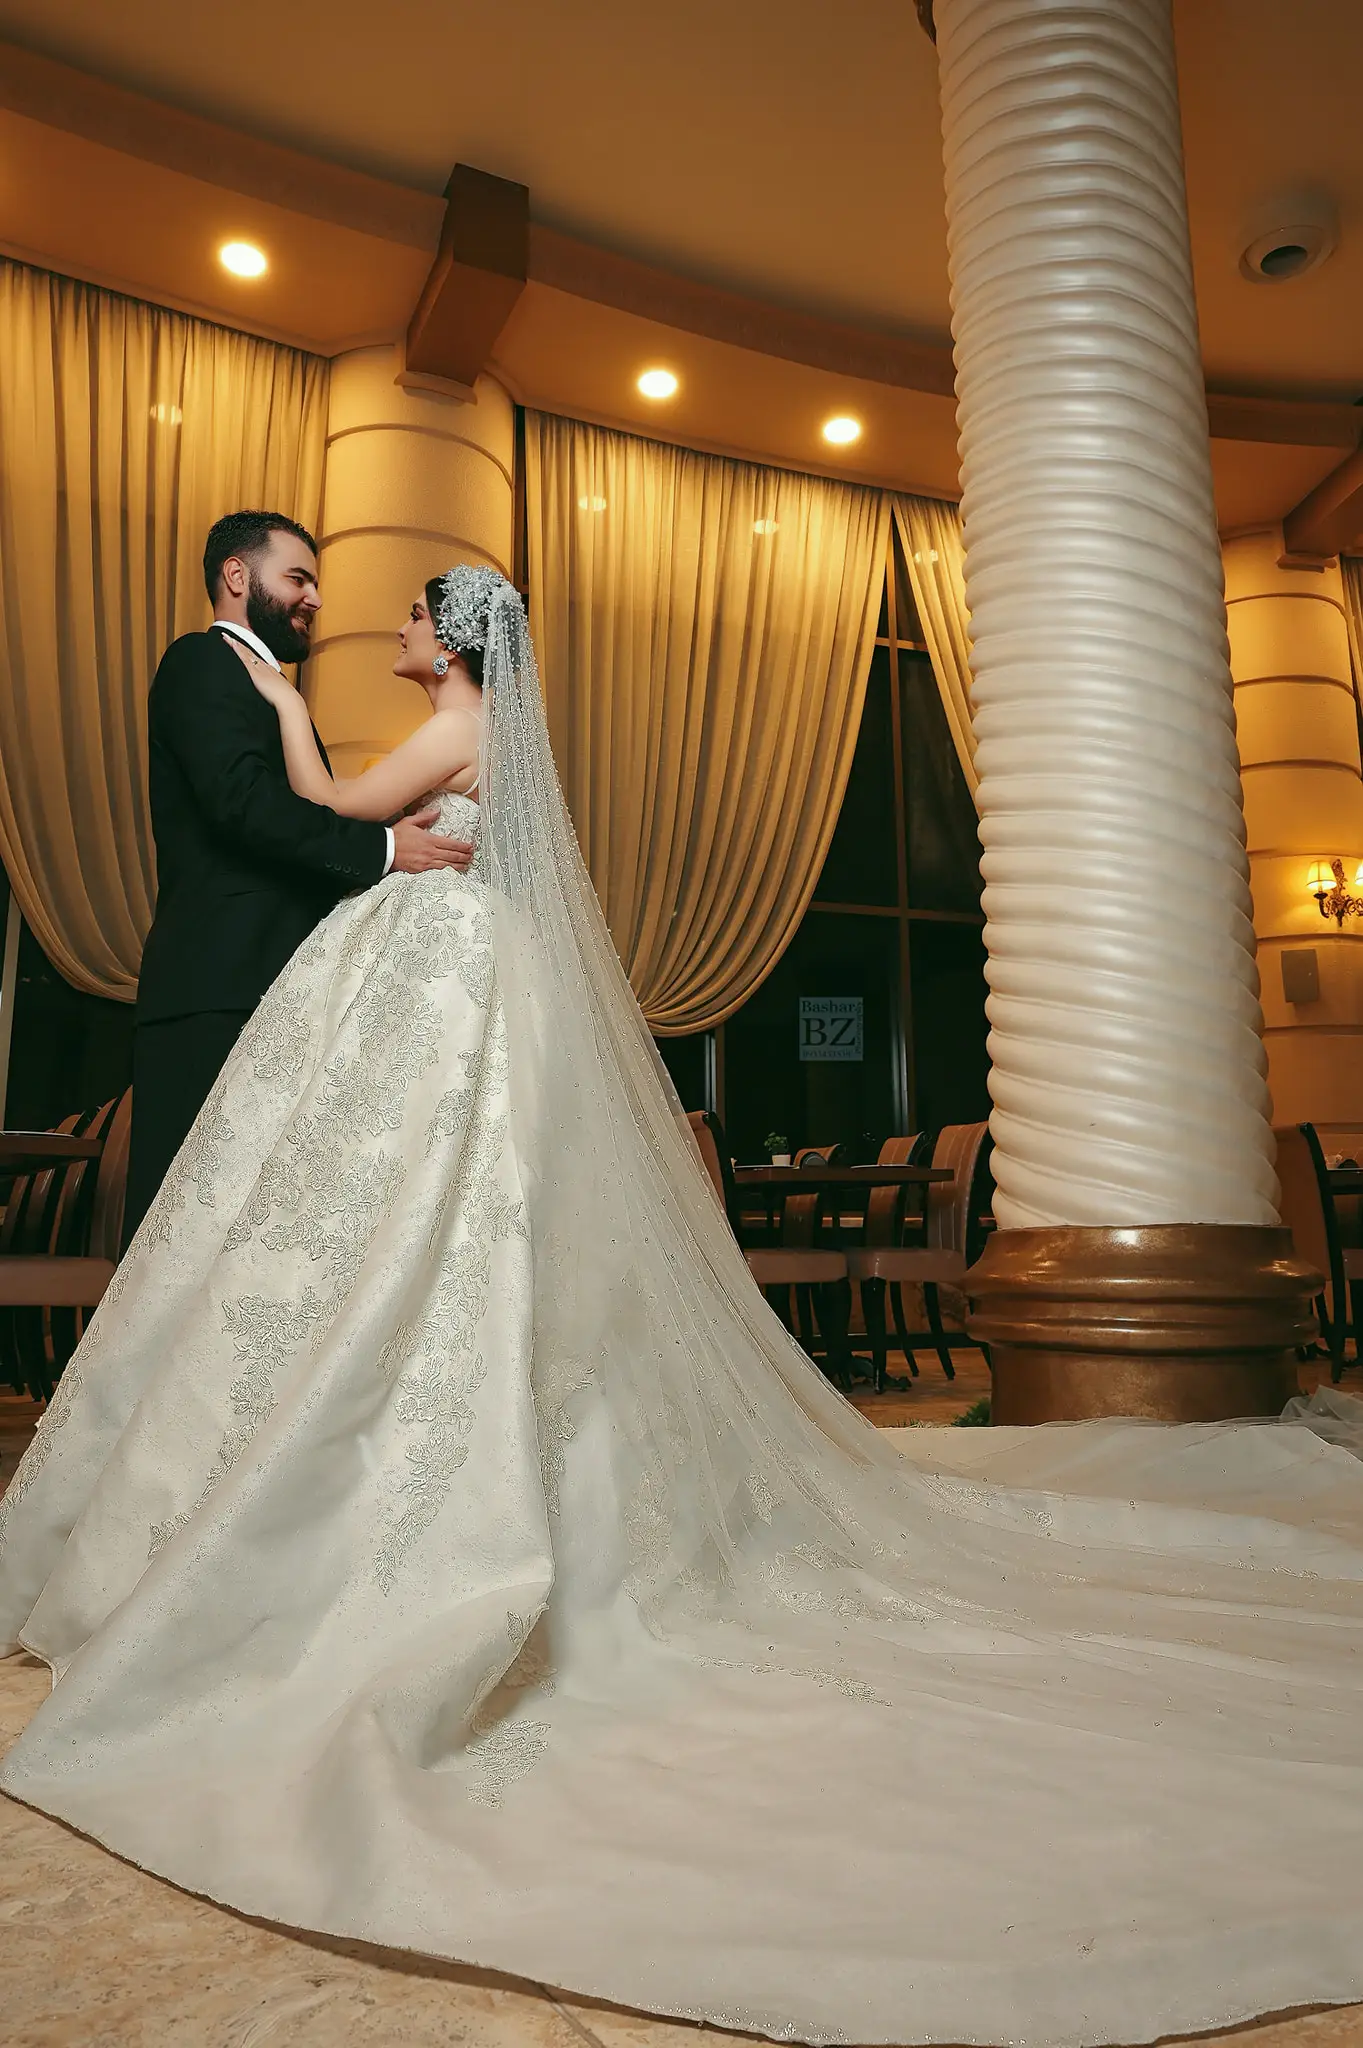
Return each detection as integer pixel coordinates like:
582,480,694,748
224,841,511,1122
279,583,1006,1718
226,636,296,711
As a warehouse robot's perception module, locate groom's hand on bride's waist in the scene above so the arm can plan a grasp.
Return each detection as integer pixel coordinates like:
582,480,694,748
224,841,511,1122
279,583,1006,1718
390,806,475,874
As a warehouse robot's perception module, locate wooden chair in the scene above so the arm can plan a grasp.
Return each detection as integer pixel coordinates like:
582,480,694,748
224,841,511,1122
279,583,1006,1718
1,1107,91,1397
0,1090,131,1401
1331,1174,1363,1373
863,1134,931,1259
845,1121,994,1390
686,1111,854,1385
850,1133,930,1384
785,1144,845,1253
1274,1122,1354,1382
782,1144,848,1356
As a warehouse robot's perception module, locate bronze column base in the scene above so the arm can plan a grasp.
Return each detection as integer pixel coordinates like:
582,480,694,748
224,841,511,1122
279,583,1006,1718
967,1224,1320,1424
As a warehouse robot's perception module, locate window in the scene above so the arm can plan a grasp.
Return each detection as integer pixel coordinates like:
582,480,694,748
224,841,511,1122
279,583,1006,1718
660,521,989,1160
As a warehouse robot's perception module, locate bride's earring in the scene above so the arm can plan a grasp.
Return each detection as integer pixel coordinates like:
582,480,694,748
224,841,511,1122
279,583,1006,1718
433,655,450,677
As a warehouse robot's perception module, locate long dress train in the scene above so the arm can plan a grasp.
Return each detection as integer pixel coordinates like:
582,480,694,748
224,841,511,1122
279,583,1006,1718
3,675,1363,2046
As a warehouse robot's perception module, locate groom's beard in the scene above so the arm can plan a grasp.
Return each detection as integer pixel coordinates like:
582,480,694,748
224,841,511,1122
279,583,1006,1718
246,574,315,665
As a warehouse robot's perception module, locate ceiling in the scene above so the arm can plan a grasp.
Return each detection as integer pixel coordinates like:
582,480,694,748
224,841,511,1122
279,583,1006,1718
0,0,1360,403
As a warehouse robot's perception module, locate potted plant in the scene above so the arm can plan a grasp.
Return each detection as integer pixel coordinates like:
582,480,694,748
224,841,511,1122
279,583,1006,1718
765,1130,792,1166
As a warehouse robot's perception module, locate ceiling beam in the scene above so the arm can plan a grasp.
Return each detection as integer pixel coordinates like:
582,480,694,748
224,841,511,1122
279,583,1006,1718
1204,392,1360,451
1280,442,1363,566
527,226,959,395
0,38,441,250
404,165,529,390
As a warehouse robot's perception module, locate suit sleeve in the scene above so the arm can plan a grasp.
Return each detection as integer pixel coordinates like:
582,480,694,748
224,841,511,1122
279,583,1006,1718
153,639,388,888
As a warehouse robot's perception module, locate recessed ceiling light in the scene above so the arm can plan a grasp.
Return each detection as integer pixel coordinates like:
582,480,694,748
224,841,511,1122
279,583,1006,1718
753,518,779,536
822,415,862,446
219,240,268,279
577,494,608,513
637,368,678,400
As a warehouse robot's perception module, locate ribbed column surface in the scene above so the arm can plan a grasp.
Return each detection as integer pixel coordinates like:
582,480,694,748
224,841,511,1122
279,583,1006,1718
937,0,1278,1227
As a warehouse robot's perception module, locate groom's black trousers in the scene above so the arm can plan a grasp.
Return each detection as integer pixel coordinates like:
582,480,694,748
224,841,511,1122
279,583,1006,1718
122,1009,252,1252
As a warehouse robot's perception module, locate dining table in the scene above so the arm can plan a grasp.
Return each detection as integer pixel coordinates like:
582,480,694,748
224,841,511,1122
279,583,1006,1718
731,1162,953,1248
0,1131,104,1178
1326,1165,1363,1198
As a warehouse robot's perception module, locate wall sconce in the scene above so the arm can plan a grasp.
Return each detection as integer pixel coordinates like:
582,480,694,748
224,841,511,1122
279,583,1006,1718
1307,857,1363,925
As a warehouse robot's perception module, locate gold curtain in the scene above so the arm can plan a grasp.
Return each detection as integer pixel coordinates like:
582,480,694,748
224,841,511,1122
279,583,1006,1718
0,259,329,1000
526,412,889,1033
891,493,978,802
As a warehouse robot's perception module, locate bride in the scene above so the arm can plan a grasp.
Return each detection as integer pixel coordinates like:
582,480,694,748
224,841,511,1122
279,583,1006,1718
2,566,1362,2048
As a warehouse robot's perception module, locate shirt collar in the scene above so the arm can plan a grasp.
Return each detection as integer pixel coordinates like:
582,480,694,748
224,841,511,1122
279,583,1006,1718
213,619,283,675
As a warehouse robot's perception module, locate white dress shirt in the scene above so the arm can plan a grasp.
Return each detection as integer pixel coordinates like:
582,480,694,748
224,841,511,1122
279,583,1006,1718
213,619,394,876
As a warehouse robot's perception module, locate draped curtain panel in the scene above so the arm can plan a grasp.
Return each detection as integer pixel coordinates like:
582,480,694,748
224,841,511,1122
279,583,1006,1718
892,493,978,802
0,260,329,1000
525,411,889,1033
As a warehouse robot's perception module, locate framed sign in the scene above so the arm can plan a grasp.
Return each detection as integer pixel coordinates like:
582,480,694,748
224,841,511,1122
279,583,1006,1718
798,996,863,1062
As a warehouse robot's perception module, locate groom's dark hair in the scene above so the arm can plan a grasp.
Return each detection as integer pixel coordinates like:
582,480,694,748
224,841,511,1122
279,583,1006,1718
203,510,318,603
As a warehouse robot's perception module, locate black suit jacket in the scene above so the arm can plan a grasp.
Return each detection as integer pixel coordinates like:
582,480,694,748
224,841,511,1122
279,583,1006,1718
136,627,388,1024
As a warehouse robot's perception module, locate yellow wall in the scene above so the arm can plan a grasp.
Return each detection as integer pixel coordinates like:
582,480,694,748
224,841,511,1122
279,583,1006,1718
308,344,515,773
1225,530,1363,1152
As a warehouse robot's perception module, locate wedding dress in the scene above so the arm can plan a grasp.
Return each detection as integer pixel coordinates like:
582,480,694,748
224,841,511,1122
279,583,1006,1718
2,579,1363,2048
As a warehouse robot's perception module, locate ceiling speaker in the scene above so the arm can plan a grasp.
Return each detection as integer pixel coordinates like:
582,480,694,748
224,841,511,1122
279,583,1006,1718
1239,191,1338,284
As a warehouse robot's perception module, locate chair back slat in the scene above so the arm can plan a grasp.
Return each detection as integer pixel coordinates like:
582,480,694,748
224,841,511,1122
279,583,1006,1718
685,1110,738,1230
866,1134,926,1246
925,1122,993,1258
6,1111,84,1258
89,1091,133,1262
50,1098,117,1257
785,1144,845,1246
1274,1123,1343,1341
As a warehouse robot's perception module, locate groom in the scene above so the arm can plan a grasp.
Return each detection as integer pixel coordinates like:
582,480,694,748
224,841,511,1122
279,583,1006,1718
123,509,474,1246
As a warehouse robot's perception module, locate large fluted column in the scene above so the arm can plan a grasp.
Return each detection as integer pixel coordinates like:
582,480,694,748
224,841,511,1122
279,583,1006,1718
308,346,514,773
924,0,1316,1419
1225,533,1363,1154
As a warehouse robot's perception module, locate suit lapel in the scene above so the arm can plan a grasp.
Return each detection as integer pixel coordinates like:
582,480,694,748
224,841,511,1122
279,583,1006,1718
211,628,330,776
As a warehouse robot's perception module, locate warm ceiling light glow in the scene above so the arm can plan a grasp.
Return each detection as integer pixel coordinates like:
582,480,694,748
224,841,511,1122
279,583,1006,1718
577,494,608,513
822,415,862,446
753,518,780,536
637,368,678,400
219,240,267,278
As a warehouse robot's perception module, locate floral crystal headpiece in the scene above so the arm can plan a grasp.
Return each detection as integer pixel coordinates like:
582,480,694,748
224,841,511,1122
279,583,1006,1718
433,564,518,654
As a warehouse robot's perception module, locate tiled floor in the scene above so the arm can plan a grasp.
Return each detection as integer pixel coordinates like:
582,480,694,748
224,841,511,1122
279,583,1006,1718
848,1343,993,1425
4,1366,1361,2046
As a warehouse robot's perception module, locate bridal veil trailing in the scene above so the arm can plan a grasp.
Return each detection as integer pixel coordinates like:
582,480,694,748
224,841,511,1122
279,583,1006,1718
2,573,1363,2048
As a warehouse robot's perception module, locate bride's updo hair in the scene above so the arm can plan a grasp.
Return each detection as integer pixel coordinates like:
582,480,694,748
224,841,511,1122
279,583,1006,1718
425,564,518,688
